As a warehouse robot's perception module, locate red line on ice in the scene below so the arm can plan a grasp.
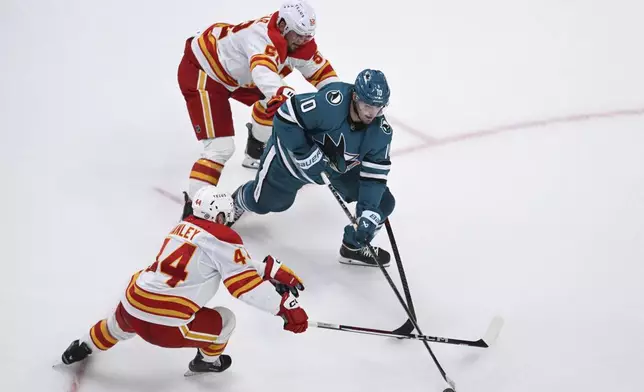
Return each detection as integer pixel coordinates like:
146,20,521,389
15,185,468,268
67,361,88,392
390,107,644,156
152,107,644,205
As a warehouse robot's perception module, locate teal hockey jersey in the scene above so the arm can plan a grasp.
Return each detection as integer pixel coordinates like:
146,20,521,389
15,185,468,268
273,81,392,215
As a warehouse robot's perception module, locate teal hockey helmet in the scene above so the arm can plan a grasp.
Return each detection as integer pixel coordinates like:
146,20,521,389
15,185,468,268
354,69,390,107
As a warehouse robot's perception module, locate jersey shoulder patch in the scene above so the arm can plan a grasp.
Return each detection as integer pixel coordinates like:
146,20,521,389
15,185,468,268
325,89,344,106
379,116,392,135
314,82,352,112
184,216,243,245
319,81,349,107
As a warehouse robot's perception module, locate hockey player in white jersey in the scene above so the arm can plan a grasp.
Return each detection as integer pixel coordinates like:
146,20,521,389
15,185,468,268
179,0,339,199
60,186,308,375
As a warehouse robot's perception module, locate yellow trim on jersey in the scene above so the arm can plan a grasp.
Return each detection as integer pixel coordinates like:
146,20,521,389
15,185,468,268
196,158,224,171
124,273,200,320
180,325,219,343
197,34,238,88
131,284,200,312
252,110,273,126
197,70,216,139
231,276,263,298
309,60,330,80
189,171,219,186
201,342,227,357
126,290,194,320
224,270,259,287
250,55,279,73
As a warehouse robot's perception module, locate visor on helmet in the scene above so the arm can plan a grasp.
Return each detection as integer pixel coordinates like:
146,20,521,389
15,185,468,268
355,96,387,117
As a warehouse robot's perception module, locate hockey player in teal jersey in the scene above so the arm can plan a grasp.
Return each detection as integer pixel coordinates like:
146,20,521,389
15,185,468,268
230,69,395,267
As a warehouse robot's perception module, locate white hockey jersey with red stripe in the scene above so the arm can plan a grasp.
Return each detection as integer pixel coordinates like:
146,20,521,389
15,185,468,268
190,12,338,99
121,215,281,327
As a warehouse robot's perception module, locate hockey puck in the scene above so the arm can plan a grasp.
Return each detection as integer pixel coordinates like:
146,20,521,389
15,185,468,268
443,389,455,392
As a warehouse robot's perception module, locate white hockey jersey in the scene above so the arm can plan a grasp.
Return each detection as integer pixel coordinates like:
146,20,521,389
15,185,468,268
190,12,339,100
121,216,282,327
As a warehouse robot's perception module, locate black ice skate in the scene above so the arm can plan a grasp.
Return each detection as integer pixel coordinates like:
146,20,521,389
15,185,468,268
226,187,246,227
61,339,92,365
242,123,265,169
184,350,232,377
339,241,391,267
181,191,193,220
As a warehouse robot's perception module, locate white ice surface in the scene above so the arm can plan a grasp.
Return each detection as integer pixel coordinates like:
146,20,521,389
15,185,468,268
2,1,643,391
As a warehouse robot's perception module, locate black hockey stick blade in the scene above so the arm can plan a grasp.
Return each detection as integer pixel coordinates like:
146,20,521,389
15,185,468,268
392,319,415,335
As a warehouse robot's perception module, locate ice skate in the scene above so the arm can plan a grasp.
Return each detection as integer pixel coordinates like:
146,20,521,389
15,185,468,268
61,339,92,365
182,191,194,220
184,351,232,376
339,241,391,267
226,186,247,227
242,123,264,169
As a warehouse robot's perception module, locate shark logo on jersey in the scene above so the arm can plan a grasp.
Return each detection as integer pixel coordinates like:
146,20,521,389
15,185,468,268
325,90,343,106
314,133,360,173
380,117,392,135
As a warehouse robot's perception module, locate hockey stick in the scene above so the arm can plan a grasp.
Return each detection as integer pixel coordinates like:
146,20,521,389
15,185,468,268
310,316,504,348
321,180,416,334
386,219,417,335
321,176,457,391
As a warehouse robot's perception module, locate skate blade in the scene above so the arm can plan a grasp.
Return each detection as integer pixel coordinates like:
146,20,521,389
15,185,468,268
338,256,390,268
52,357,90,371
184,369,220,377
52,361,67,370
52,358,84,370
241,157,260,169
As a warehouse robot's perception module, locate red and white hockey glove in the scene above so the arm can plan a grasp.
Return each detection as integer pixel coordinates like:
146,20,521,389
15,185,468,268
265,86,296,117
263,255,305,297
277,291,308,334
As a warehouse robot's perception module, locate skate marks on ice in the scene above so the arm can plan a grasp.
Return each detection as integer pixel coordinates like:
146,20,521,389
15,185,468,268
53,353,228,392
52,358,90,392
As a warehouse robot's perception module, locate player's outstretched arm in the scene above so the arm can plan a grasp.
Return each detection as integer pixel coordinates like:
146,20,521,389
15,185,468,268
208,238,309,333
291,50,339,90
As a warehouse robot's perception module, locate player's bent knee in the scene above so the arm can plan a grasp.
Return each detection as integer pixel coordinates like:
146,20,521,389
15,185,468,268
201,136,236,164
249,200,283,215
212,306,236,341
272,200,295,213
380,188,396,218
255,194,295,214
106,312,135,341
